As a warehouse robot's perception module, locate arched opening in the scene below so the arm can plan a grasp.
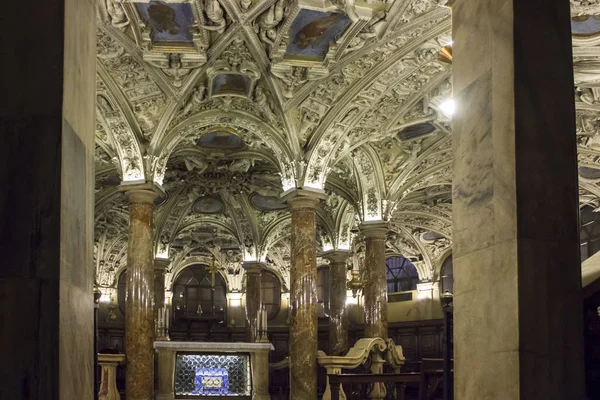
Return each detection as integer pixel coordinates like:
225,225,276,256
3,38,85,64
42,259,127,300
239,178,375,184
440,255,453,294
260,271,281,320
172,264,227,322
386,256,419,293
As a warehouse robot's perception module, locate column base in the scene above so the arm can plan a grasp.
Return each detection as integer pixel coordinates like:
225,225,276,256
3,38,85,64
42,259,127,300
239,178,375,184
156,393,174,400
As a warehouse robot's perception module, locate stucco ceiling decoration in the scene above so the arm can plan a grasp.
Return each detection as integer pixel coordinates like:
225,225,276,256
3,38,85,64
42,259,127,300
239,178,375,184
94,0,600,292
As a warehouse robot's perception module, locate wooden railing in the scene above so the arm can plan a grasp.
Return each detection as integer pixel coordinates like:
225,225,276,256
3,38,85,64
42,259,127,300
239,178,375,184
328,373,420,400
328,359,447,400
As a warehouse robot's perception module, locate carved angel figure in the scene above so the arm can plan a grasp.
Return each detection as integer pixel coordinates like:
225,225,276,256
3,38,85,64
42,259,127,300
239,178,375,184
104,0,130,29
271,67,309,98
255,0,286,47
253,86,276,121
402,139,423,162
201,0,226,34
182,85,207,115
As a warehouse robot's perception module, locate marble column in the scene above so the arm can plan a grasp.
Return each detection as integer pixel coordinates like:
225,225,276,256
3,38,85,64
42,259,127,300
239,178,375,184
250,350,271,400
243,261,265,342
0,0,95,398
98,354,126,400
120,184,160,400
156,349,176,400
284,189,326,400
359,222,389,339
154,258,169,340
452,1,585,398
323,251,350,356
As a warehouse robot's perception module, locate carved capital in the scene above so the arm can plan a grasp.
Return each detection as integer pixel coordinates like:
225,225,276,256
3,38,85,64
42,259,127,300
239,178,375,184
154,258,170,273
119,182,163,205
359,221,389,239
321,250,351,265
242,261,267,275
282,188,327,210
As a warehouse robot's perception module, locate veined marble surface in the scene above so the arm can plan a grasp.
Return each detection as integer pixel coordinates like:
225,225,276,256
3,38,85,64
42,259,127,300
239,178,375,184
154,341,274,351
452,0,585,398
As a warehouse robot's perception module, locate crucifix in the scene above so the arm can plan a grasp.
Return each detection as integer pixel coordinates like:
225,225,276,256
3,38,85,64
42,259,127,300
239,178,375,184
205,255,222,287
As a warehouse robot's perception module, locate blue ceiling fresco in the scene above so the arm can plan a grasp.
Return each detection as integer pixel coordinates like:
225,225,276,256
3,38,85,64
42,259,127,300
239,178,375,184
285,9,351,60
572,15,600,36
137,1,194,43
580,166,600,179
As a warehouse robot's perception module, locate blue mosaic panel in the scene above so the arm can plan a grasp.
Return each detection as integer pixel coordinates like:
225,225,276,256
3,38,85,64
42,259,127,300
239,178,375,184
174,353,251,397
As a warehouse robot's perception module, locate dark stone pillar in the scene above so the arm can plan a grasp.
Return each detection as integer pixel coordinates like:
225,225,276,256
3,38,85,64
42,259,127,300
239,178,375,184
452,0,585,397
284,189,326,400
323,251,350,355
121,185,159,400
243,261,264,342
359,222,389,339
0,0,95,398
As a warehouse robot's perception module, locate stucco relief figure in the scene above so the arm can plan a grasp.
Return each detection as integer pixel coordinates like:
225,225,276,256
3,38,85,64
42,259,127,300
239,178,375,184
295,14,346,49
201,0,227,34
147,0,180,34
229,158,254,174
162,54,193,88
101,0,130,29
402,139,423,162
184,156,209,174
256,0,286,47
182,85,207,115
240,0,252,11
271,67,309,98
97,95,114,114
253,87,275,120
330,0,359,22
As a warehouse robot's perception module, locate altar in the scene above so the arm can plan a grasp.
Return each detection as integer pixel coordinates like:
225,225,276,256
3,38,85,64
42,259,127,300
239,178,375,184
155,341,273,400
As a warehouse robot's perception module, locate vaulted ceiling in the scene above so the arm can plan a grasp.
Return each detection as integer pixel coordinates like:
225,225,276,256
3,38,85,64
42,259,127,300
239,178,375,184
94,0,600,292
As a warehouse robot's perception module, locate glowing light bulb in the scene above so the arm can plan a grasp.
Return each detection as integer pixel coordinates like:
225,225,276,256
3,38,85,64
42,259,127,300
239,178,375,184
99,294,111,303
439,99,455,118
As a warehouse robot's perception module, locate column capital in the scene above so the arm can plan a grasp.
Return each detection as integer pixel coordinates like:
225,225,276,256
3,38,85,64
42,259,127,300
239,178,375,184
154,258,170,272
282,188,327,210
321,250,351,264
359,221,389,239
119,182,164,205
242,261,267,275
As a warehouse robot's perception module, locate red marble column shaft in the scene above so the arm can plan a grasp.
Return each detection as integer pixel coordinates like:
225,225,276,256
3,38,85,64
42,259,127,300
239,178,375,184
324,251,350,356
287,192,322,400
360,223,389,339
243,262,264,342
124,188,158,400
